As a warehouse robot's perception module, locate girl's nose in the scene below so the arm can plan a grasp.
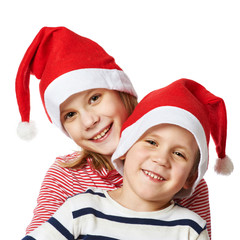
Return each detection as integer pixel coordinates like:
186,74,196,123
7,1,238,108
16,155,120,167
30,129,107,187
80,110,99,130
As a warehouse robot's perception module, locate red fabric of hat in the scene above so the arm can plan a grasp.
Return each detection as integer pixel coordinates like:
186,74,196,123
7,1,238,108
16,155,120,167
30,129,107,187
15,27,137,140
112,79,233,198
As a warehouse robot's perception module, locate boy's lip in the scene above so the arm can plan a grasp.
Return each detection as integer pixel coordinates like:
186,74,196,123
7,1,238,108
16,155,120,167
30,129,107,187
89,123,113,142
142,169,166,181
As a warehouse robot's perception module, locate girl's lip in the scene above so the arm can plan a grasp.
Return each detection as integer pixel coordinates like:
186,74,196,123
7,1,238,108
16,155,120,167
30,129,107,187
90,123,113,142
142,169,166,182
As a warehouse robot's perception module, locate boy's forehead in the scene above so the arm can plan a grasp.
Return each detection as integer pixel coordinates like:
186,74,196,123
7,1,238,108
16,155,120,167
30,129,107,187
140,123,196,144
141,123,174,136
142,123,192,135
138,123,199,154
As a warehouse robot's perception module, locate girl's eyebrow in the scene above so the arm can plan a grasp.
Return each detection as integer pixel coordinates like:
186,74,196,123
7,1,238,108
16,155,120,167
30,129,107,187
60,108,73,116
60,109,73,123
83,89,103,102
60,89,102,114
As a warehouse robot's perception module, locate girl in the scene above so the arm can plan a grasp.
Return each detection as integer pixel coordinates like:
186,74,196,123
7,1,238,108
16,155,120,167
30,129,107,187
16,27,212,237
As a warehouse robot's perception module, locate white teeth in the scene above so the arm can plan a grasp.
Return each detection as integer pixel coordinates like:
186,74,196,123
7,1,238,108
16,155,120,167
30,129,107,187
93,127,110,140
144,170,164,181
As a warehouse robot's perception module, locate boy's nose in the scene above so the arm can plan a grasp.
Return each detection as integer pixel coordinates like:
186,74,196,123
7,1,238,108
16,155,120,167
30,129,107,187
152,152,171,168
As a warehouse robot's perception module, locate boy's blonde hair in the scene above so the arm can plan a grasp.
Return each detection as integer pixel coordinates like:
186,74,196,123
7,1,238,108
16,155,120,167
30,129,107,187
60,92,138,170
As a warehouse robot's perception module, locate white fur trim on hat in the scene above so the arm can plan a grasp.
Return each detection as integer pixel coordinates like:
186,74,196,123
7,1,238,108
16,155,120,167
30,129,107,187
44,68,137,135
214,155,233,175
17,121,37,141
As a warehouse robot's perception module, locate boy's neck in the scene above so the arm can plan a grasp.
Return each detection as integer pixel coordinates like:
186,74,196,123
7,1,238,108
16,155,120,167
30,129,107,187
108,188,172,212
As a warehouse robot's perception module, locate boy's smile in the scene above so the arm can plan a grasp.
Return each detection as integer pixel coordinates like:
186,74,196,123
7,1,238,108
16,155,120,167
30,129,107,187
142,169,165,181
110,124,199,212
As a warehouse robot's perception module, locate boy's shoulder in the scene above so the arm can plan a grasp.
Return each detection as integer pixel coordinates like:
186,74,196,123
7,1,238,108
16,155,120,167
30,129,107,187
62,188,110,218
172,202,206,228
69,188,106,199
67,188,107,206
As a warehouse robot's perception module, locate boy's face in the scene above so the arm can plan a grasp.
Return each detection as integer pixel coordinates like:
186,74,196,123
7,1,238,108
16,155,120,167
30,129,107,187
121,124,199,211
60,89,128,159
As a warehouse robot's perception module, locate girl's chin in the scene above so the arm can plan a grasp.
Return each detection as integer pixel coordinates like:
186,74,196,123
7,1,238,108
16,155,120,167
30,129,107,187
86,145,115,157
93,141,118,156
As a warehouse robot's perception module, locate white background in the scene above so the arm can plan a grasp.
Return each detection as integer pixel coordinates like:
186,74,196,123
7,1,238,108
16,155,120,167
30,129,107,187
1,0,239,239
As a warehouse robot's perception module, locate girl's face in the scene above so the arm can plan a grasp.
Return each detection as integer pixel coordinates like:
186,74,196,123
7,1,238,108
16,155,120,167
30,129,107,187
60,89,129,159
119,124,198,211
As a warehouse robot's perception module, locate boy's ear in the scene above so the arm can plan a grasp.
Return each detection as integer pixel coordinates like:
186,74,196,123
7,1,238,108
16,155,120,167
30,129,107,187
183,171,198,190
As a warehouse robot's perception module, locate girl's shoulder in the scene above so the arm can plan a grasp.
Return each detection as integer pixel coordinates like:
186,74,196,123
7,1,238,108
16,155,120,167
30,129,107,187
56,151,82,164
48,151,99,178
44,151,82,181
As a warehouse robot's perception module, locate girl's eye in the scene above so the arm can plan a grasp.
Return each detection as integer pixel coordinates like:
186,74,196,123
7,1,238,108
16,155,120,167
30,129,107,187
89,94,101,104
146,140,158,146
64,112,76,120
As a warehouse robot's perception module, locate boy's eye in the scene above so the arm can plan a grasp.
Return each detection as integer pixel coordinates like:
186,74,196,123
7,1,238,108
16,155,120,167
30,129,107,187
146,140,158,146
89,94,101,104
173,151,186,159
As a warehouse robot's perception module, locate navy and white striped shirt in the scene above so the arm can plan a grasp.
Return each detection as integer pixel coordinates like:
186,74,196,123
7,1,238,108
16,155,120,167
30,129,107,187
23,188,208,240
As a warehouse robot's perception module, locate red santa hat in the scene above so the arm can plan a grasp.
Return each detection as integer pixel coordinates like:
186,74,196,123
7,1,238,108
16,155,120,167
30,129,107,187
15,26,137,140
112,78,233,198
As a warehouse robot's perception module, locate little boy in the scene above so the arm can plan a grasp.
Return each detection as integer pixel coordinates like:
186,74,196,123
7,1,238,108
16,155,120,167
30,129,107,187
22,79,232,240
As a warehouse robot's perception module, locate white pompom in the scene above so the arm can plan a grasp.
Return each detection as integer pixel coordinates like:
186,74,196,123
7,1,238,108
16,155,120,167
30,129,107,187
214,155,234,175
17,121,37,141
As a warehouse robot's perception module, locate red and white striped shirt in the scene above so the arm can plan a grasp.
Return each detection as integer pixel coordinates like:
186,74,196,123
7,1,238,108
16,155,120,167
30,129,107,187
26,151,211,239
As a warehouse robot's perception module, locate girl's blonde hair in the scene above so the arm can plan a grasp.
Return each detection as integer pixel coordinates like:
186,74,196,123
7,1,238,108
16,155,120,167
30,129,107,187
59,91,138,170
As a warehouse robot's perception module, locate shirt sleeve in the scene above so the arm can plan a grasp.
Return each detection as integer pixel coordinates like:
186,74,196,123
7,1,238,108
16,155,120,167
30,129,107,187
25,158,74,234
177,178,211,239
197,229,210,240
23,198,75,240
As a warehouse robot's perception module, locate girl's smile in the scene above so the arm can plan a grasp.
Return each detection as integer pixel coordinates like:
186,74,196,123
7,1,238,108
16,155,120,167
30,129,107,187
90,123,112,141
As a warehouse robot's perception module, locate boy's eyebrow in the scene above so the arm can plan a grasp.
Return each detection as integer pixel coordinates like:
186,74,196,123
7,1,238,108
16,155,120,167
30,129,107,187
141,133,162,142
143,133,160,139
84,89,97,97
143,133,192,151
